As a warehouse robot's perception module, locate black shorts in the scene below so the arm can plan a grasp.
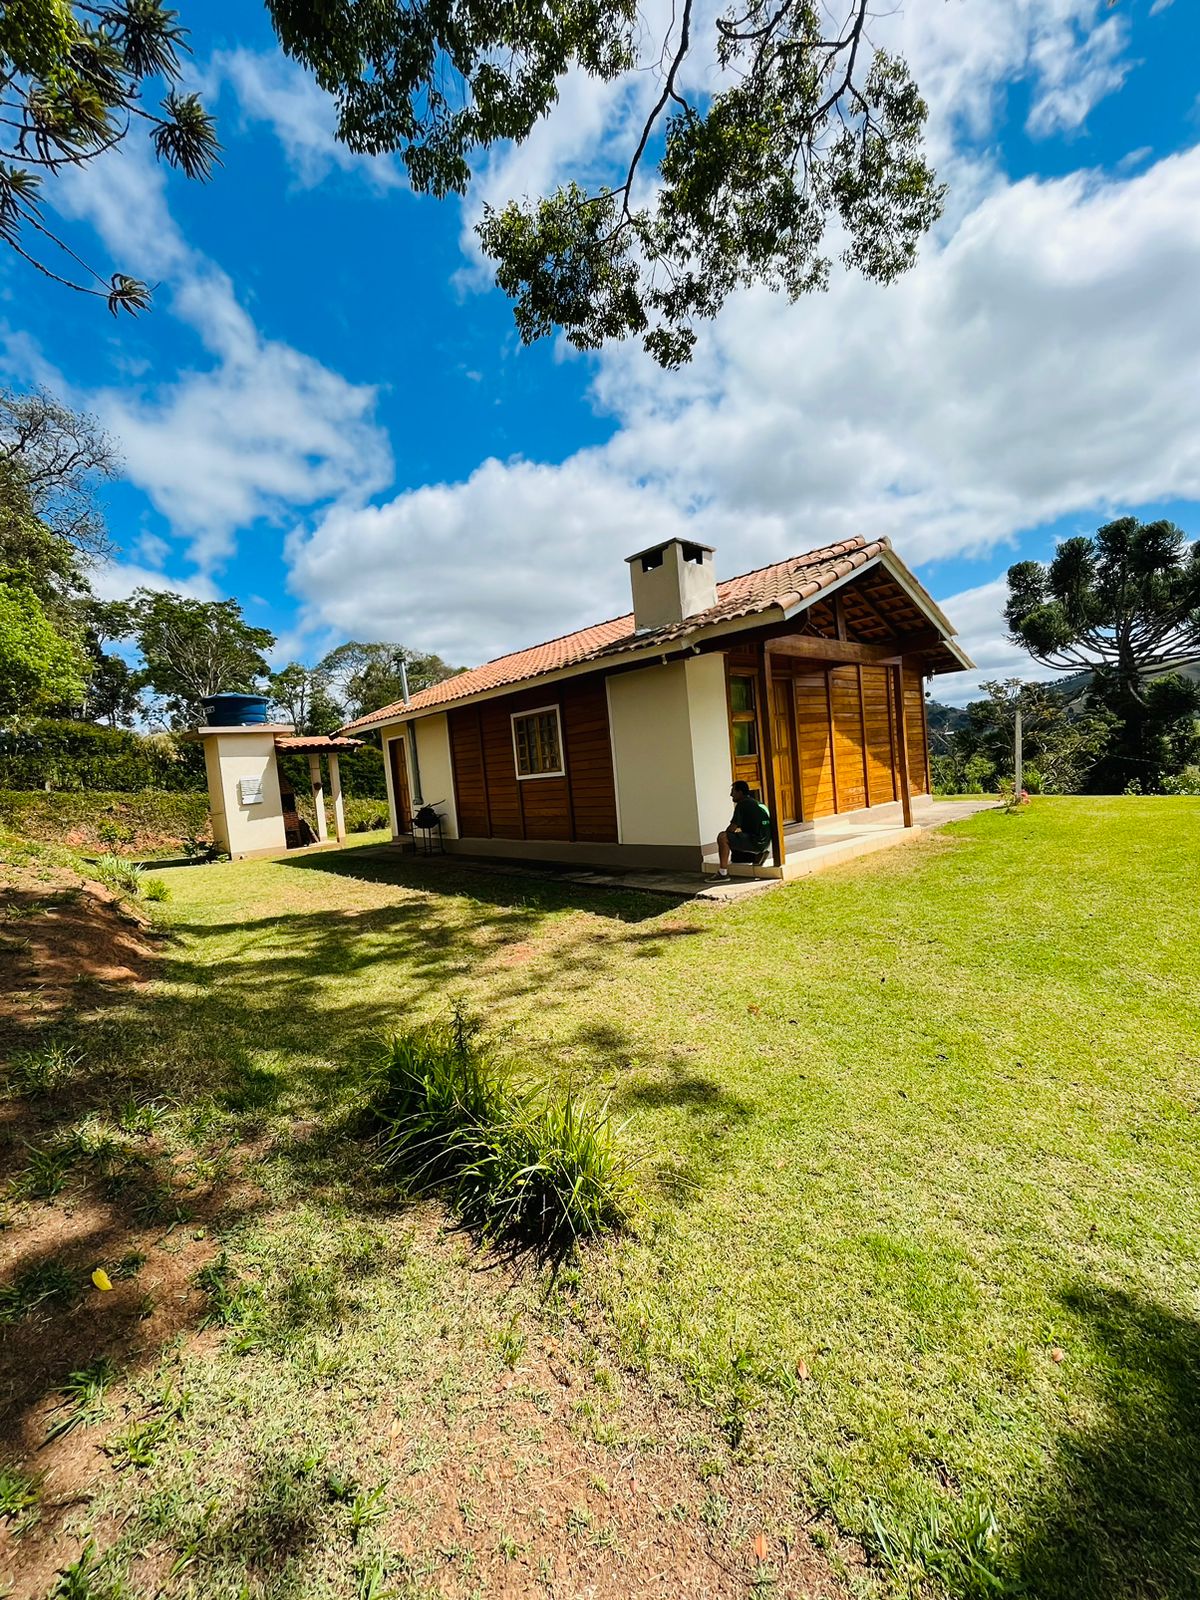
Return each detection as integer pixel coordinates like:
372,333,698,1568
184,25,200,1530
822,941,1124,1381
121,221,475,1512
731,847,766,864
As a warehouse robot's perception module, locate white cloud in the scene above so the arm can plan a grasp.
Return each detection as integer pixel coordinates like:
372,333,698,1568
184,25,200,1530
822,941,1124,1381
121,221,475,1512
288,145,1200,683
88,561,219,604
198,50,404,191
1026,13,1130,137
286,454,693,665
49,145,392,569
921,578,1067,704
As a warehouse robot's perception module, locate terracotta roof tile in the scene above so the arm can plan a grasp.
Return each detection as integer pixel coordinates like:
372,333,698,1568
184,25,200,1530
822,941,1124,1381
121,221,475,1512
342,536,893,730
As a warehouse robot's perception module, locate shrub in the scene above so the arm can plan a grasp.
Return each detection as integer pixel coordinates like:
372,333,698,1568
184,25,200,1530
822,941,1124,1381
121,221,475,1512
0,790,209,855
0,719,206,792
367,1012,631,1248
1159,764,1200,796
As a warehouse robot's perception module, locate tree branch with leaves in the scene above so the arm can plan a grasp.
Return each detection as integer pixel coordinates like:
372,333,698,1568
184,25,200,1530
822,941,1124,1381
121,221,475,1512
268,0,942,366
0,0,218,311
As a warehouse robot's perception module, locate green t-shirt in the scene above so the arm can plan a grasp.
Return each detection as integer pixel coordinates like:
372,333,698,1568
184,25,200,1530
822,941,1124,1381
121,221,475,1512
731,796,771,850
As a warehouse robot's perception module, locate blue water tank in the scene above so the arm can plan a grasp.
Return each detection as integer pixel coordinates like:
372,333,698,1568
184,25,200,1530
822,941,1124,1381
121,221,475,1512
202,693,270,726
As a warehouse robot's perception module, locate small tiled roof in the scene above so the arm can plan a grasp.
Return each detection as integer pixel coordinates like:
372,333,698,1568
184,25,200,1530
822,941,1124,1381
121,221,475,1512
341,535,919,731
275,735,363,752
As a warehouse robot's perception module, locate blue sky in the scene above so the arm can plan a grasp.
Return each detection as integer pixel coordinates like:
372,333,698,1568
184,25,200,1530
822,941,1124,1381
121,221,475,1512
5,0,1199,703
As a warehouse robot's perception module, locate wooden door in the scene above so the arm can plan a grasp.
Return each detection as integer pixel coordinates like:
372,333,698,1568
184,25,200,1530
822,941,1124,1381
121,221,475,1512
388,735,412,832
793,674,836,818
770,675,799,824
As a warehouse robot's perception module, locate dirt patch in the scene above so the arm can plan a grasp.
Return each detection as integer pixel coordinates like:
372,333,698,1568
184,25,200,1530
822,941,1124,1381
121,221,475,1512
0,862,157,1043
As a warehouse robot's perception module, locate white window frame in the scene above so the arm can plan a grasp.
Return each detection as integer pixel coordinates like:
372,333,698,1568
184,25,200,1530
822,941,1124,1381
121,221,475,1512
511,704,565,780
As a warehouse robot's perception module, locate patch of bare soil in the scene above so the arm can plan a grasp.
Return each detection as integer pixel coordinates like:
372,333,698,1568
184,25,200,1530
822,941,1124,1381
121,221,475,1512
0,861,157,1042
368,1265,858,1599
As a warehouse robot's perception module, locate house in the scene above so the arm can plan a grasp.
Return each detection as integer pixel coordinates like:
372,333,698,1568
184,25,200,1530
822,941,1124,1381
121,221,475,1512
340,536,974,878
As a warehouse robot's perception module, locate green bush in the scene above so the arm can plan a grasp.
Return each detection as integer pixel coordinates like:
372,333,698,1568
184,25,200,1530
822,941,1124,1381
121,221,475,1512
1159,765,1200,796
0,790,209,855
0,719,206,792
345,797,389,832
367,1012,631,1248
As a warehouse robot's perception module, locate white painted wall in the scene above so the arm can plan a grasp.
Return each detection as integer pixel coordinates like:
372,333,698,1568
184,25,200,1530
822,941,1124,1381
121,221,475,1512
202,731,286,857
607,663,702,847
379,716,459,840
685,653,734,848
413,715,458,839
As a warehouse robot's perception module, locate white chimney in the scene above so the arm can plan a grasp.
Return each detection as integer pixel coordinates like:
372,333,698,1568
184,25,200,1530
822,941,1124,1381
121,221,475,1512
626,539,717,632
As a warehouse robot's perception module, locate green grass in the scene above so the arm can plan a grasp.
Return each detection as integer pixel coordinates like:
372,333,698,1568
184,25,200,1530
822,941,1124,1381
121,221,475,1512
2,800,1197,1599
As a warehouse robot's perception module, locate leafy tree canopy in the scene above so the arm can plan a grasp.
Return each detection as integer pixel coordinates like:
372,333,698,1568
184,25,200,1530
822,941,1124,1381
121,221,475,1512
5,1,941,362
958,678,1113,796
317,641,463,722
0,574,87,718
1006,518,1200,787
270,0,942,365
122,589,275,727
267,661,344,735
0,0,219,310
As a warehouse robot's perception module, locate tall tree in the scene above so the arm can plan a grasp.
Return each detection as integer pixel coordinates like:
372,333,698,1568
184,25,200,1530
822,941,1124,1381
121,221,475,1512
267,661,343,734
127,590,275,727
0,575,87,718
0,0,218,310
318,641,461,722
1006,519,1200,788
269,0,942,366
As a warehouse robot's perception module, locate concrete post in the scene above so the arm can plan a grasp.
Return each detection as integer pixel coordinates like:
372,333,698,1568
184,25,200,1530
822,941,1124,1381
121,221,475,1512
308,753,328,842
329,753,345,843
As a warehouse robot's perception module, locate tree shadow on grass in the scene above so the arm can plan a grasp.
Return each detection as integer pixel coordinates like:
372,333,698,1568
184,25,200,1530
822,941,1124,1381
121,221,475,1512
276,845,671,925
1008,1281,1200,1599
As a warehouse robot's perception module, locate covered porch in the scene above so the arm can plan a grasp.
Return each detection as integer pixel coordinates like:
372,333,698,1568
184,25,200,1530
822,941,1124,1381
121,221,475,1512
707,562,968,877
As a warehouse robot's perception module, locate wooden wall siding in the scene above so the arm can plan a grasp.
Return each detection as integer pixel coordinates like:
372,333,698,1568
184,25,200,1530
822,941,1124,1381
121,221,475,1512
861,665,897,806
447,678,617,844
829,667,868,812
561,680,620,842
903,669,929,794
793,674,836,818
448,711,489,837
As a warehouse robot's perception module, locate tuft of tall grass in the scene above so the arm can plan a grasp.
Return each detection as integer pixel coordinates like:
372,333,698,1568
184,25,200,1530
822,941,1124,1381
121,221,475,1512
367,1011,632,1249
91,853,146,898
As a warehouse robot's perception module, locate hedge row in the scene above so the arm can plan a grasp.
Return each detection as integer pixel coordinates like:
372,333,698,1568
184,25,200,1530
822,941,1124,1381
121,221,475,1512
0,719,207,793
0,790,211,854
0,789,392,855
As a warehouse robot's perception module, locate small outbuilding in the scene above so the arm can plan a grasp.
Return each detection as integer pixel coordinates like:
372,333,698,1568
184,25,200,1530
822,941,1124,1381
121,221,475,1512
188,698,362,859
340,535,974,880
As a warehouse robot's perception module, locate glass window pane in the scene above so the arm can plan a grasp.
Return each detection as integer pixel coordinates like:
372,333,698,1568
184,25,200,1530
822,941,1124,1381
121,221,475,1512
541,713,562,771
515,711,562,775
730,676,755,715
733,720,757,757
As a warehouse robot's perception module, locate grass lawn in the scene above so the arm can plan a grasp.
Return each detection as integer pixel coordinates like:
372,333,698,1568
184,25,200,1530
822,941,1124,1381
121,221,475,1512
2,798,1198,1599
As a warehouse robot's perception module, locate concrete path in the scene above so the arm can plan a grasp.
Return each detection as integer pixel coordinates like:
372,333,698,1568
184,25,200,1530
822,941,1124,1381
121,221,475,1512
336,799,998,904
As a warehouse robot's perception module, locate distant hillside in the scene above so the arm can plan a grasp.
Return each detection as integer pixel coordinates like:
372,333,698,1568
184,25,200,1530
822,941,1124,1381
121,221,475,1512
927,700,969,736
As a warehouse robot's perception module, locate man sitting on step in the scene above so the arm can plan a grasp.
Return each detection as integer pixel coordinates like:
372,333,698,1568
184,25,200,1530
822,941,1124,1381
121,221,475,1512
716,781,773,876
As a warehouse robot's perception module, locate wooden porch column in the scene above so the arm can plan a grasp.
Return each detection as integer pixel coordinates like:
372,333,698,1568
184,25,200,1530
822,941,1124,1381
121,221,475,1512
308,753,328,842
890,665,914,829
756,643,786,868
328,753,346,843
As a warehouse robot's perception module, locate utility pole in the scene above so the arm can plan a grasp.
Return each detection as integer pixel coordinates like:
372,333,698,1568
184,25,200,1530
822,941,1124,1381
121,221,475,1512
1014,702,1023,793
